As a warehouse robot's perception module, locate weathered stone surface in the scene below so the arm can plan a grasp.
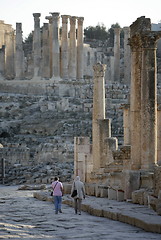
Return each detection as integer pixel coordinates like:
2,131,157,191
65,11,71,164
1,185,161,239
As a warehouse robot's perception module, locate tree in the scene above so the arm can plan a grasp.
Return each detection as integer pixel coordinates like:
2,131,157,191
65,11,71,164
84,23,108,41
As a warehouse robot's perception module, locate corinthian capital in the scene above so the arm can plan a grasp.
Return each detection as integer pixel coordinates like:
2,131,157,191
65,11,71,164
93,62,106,77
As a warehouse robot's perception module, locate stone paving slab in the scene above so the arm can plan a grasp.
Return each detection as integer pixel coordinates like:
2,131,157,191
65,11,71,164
62,195,161,234
0,185,161,239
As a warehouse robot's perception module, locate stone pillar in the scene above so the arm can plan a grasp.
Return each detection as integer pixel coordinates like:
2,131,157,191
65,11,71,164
123,27,131,85
140,33,160,169
15,23,24,79
69,16,77,80
45,16,53,77
61,15,69,80
122,104,130,145
129,34,142,170
77,17,84,80
0,45,5,79
5,31,15,79
74,137,91,182
0,21,5,47
42,23,50,79
50,12,60,80
33,13,41,79
157,107,161,165
114,28,120,82
92,63,108,170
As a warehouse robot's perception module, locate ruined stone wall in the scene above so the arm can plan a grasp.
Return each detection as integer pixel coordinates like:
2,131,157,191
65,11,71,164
0,79,129,184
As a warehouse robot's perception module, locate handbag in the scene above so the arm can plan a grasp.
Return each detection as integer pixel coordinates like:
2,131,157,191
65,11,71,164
50,181,58,196
71,182,77,197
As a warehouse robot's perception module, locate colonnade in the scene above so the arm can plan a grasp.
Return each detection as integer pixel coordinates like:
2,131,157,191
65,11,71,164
31,12,84,81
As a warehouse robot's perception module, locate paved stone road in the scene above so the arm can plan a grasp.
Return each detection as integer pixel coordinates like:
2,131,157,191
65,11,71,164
0,185,161,239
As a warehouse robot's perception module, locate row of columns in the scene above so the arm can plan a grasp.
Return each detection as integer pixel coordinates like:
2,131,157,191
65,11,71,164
113,27,131,84
32,12,84,81
129,16,161,170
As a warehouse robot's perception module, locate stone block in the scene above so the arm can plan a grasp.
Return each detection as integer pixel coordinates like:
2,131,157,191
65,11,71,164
108,187,117,200
85,183,96,196
123,170,140,199
132,189,145,205
148,195,158,211
117,190,124,201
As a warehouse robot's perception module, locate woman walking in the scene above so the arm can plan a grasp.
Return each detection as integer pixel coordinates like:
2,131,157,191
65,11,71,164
51,177,63,214
71,176,85,215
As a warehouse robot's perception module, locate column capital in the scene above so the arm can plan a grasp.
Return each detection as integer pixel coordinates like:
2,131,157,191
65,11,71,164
43,23,48,30
70,16,77,25
61,15,69,24
129,34,142,51
141,32,161,49
93,63,106,77
50,12,60,21
45,15,52,24
33,13,41,19
114,27,120,34
123,26,130,34
77,17,84,25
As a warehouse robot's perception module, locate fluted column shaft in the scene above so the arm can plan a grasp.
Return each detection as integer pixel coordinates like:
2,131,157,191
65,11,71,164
141,33,160,169
45,16,53,77
123,27,131,85
5,31,15,79
33,13,41,78
69,16,77,80
77,17,84,80
50,12,60,79
42,23,50,78
15,23,24,79
114,28,120,82
61,15,69,79
129,35,142,170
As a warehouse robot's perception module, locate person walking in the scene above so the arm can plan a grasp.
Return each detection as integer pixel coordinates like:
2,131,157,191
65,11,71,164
71,176,85,215
51,177,63,214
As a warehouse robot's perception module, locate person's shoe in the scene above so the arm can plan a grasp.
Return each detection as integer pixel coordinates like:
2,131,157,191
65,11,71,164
59,209,62,213
55,211,58,214
78,212,81,215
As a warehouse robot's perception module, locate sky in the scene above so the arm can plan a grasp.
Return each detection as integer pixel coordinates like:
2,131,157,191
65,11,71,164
0,0,161,39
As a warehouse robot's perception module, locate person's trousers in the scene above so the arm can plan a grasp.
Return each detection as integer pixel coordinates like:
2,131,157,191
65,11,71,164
54,196,62,213
74,198,82,213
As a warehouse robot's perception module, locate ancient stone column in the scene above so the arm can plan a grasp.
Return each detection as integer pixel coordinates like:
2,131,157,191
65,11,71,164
0,21,5,47
0,45,5,79
15,23,24,79
140,33,160,169
114,28,120,82
123,27,131,85
129,34,142,170
69,16,77,80
77,17,84,80
92,63,107,170
33,13,41,79
61,15,69,80
5,30,15,79
42,23,50,79
45,16,53,77
50,12,60,80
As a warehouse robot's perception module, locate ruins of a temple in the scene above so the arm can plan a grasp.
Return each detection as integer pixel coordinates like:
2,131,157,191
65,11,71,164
0,13,161,215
